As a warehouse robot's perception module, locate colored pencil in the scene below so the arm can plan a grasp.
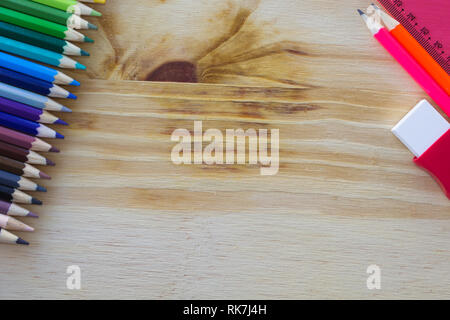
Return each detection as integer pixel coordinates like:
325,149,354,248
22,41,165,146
0,7,93,42
0,52,79,85
0,21,89,56
0,36,86,70
372,4,450,96
31,0,102,16
358,10,450,117
0,126,59,152
0,199,38,217
80,0,105,3
0,155,50,179
0,227,28,245
0,184,42,204
0,112,65,139
1,0,97,30
0,169,46,191
0,140,54,166
0,214,34,231
0,96,67,125
0,68,76,100
0,82,71,112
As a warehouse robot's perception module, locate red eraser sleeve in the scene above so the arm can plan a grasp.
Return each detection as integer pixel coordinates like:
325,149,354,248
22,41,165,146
414,129,450,199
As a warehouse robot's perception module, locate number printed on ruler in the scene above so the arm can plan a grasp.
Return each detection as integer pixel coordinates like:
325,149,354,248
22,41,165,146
378,0,450,74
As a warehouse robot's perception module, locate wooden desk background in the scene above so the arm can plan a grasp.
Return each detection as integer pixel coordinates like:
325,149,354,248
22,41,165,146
1,0,449,299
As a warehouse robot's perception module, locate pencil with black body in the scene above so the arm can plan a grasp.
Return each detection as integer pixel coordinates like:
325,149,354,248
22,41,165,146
0,155,50,179
0,140,55,166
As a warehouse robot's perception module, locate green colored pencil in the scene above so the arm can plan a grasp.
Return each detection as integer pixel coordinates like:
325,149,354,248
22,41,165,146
0,21,89,56
0,7,93,42
31,0,102,16
1,0,97,30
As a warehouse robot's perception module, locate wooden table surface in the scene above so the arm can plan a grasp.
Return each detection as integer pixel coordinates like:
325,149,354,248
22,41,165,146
1,0,449,299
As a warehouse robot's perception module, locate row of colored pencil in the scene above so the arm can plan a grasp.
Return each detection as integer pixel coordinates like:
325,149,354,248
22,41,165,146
0,0,105,245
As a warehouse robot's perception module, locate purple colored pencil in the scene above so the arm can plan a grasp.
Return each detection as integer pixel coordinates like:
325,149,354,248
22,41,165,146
0,96,67,125
0,125,59,152
0,199,37,218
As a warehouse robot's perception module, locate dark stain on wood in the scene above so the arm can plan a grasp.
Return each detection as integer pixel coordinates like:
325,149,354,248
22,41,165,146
146,61,198,83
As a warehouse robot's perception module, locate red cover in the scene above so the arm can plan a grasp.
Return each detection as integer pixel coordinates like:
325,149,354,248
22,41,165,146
414,129,450,199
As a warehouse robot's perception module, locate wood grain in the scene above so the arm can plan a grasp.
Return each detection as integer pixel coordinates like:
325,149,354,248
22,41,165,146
1,0,449,299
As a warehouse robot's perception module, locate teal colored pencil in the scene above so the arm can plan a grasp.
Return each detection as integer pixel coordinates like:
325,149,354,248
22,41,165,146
0,36,86,69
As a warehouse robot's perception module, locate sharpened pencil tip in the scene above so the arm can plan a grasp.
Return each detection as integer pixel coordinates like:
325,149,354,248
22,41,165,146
84,36,94,43
17,238,29,245
49,146,60,153
55,132,64,139
76,63,86,70
31,198,42,205
67,93,77,100
46,158,55,166
70,80,81,86
91,10,102,17
357,9,365,15
81,50,90,56
88,23,98,30
27,211,39,218
55,119,69,125
39,171,51,180
61,106,72,113
36,185,47,192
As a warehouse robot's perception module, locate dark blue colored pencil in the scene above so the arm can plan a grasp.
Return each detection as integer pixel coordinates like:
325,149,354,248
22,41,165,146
0,184,42,204
0,67,76,99
0,111,64,139
0,169,46,192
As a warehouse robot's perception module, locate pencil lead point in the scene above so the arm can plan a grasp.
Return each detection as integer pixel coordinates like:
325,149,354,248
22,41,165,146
67,93,77,99
55,132,65,139
357,9,365,16
84,36,94,43
75,63,86,70
17,237,29,245
39,172,51,180
49,146,60,153
70,80,81,86
46,158,56,166
61,106,72,113
88,23,98,30
31,198,42,205
27,212,39,218
36,185,47,192
55,119,69,125
81,50,90,56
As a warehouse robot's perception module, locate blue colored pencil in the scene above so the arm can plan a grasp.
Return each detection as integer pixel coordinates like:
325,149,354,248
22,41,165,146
0,111,64,139
0,82,71,112
0,52,79,85
0,35,86,70
0,184,42,204
0,67,76,99
0,169,46,192
0,96,66,125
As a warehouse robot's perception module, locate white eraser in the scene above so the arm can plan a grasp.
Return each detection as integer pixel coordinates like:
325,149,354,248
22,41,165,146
392,100,450,157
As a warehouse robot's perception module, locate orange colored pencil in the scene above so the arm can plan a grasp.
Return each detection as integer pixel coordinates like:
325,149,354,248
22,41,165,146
373,4,450,96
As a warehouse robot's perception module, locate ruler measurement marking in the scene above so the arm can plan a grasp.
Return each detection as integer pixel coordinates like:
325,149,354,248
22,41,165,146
378,0,450,74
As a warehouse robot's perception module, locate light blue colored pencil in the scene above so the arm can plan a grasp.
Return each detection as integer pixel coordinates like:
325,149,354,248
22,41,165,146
0,36,86,70
0,52,79,85
0,82,71,112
